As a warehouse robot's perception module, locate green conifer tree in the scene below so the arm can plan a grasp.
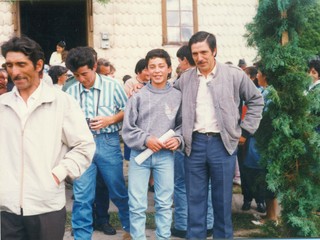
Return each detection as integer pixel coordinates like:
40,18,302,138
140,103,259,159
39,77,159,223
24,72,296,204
245,0,320,237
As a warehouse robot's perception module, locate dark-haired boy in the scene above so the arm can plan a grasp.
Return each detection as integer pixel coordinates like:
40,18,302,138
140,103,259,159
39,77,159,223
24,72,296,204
65,46,130,240
122,48,183,239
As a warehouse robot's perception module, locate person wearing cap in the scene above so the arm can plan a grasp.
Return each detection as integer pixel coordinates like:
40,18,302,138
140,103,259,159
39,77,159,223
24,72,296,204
238,58,247,70
48,65,68,89
49,40,67,66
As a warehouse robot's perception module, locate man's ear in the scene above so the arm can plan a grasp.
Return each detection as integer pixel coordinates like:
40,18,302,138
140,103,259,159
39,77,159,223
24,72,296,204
213,48,217,57
93,62,98,72
36,59,44,73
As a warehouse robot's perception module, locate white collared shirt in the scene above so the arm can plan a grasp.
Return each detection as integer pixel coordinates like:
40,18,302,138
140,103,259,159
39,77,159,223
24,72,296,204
12,81,43,127
309,79,320,91
193,66,220,133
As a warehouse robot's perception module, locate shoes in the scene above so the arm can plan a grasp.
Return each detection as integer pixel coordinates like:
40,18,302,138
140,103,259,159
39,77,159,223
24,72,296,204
122,231,131,240
233,178,241,185
253,213,262,220
95,223,116,235
171,227,213,238
251,219,264,226
241,201,251,211
148,184,154,192
207,228,213,237
252,218,279,226
256,202,266,213
171,228,186,238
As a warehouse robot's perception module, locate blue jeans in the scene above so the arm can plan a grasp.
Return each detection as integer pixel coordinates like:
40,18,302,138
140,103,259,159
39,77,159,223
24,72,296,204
185,133,236,239
174,151,214,231
72,132,130,239
128,149,174,240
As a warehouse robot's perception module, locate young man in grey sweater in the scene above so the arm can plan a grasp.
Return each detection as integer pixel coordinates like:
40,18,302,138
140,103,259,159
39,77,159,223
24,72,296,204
122,48,183,239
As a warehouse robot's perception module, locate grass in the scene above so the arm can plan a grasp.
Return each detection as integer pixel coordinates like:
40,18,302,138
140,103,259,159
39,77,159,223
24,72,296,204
66,211,267,238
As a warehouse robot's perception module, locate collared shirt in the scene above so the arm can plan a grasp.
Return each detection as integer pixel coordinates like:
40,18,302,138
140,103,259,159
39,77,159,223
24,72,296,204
309,79,320,91
12,81,43,128
66,73,128,133
193,65,220,133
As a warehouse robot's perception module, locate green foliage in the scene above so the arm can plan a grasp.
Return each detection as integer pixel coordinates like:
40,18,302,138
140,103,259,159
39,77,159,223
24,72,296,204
298,1,320,55
96,0,111,4
246,0,320,237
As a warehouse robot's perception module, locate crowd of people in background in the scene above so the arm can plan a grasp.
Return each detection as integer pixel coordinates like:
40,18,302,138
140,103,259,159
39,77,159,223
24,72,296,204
0,31,319,240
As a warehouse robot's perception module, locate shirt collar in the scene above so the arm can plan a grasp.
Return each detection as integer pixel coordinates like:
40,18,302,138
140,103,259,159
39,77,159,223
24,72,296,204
196,63,217,78
79,73,102,92
309,79,320,90
13,81,43,101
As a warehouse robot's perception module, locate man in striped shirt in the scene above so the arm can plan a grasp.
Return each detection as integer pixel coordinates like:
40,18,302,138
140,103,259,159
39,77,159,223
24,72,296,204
65,47,131,240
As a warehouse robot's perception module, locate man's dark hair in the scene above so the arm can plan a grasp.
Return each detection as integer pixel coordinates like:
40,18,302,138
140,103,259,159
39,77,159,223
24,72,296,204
1,36,45,69
188,31,217,55
244,66,259,87
308,58,320,75
145,49,172,79
66,47,96,72
176,45,195,66
134,58,147,74
97,58,110,73
57,40,66,49
255,60,267,76
48,65,68,84
122,74,131,83
244,66,258,79
146,49,171,68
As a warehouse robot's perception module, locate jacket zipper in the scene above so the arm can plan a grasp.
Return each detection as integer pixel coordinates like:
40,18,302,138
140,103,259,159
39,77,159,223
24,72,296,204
20,128,24,216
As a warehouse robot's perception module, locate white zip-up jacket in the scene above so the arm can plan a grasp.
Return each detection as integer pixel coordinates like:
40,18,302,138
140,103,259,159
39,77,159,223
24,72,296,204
0,82,95,216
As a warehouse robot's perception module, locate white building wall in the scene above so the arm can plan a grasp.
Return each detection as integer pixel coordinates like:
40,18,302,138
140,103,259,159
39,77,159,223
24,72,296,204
93,0,165,80
0,0,258,80
0,2,14,64
93,0,258,80
198,0,258,65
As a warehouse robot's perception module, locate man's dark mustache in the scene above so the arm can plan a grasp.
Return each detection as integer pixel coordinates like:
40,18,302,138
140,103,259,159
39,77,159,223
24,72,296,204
13,76,25,81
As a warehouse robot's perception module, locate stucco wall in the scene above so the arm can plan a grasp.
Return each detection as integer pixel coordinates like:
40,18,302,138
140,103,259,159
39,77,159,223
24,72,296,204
0,2,14,64
93,0,258,80
0,0,258,81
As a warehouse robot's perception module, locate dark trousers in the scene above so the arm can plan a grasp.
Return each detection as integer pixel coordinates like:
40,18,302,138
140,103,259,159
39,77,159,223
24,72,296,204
241,166,266,203
185,132,236,239
93,170,111,226
238,141,267,204
1,207,66,240
237,144,252,202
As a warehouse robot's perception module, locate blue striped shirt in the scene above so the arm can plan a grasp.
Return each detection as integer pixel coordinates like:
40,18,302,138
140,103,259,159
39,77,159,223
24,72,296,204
66,73,128,133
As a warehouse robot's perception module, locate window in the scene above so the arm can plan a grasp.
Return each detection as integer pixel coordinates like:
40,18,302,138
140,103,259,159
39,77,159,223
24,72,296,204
162,0,198,45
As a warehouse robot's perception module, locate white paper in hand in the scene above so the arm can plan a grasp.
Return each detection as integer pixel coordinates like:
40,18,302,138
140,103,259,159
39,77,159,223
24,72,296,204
135,129,175,165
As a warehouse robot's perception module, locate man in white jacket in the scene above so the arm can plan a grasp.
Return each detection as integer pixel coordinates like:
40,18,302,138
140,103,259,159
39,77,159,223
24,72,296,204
0,36,95,240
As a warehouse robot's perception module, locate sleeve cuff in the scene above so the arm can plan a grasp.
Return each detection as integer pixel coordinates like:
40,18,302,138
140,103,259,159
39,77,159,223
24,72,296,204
241,128,251,138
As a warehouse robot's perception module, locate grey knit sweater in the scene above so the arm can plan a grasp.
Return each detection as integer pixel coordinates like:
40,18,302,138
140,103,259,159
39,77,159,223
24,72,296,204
122,82,183,151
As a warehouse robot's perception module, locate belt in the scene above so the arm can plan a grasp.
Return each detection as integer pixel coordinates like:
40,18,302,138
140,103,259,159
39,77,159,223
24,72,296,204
194,131,220,137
